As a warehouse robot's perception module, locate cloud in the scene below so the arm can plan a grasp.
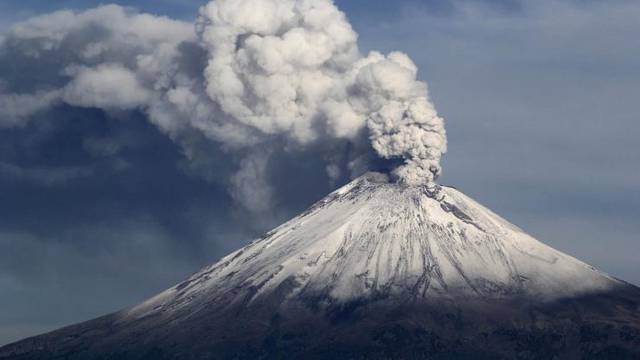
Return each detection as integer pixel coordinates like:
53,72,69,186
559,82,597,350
196,0,447,183
355,51,447,184
0,4,194,126
0,90,60,128
63,64,151,109
5,5,193,55
230,151,274,213
0,0,448,210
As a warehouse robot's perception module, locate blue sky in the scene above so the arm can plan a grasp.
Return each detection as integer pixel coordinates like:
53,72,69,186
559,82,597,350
0,0,639,347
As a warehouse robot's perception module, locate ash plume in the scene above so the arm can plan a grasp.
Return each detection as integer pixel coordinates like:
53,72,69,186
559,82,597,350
0,0,447,212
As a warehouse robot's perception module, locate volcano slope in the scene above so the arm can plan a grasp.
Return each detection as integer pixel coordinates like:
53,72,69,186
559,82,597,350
2,172,639,359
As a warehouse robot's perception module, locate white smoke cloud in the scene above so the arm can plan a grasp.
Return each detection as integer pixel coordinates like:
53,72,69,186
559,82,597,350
63,64,151,109
0,0,447,211
6,5,194,58
353,51,447,184
196,0,360,143
195,0,447,184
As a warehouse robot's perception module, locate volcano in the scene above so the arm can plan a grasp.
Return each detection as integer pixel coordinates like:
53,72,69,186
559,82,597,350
2,172,639,359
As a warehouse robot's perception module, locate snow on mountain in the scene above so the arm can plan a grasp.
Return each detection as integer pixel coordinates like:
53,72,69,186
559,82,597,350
126,172,619,321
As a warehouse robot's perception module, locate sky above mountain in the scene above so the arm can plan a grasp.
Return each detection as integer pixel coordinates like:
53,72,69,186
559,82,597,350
1,0,639,347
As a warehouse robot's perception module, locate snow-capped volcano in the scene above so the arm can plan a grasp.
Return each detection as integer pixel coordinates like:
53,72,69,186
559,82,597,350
130,172,618,317
2,173,639,359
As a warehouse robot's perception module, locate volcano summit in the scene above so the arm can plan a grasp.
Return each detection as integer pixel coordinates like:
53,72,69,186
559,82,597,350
1,173,639,359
